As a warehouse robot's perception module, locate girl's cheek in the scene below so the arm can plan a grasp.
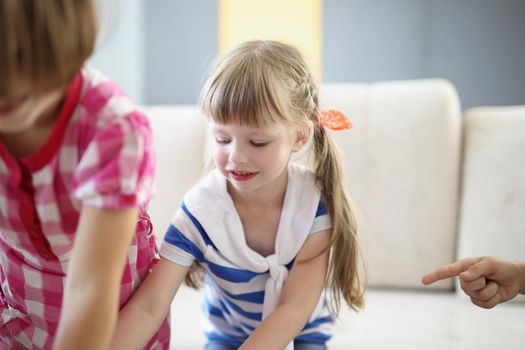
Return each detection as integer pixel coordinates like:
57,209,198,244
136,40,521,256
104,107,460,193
213,149,227,166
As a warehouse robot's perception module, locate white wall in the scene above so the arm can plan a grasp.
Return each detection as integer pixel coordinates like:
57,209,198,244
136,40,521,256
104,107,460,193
88,0,145,104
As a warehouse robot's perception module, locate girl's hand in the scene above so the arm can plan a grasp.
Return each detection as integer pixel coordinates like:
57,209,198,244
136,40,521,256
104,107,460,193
422,256,524,308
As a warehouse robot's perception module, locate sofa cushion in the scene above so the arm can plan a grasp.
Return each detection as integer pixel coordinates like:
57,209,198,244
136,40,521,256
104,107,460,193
320,80,462,289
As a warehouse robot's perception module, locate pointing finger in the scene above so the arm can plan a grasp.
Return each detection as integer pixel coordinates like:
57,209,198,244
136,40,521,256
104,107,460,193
422,257,482,285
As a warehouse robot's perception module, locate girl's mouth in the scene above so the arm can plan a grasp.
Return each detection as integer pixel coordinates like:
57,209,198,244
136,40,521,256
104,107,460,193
229,170,258,181
0,95,29,117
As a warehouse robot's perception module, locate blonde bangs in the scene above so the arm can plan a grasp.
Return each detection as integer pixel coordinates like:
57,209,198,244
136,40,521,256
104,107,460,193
201,43,293,127
0,0,97,98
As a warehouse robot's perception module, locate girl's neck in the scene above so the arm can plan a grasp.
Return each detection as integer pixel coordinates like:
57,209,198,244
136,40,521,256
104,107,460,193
228,170,288,211
1,94,64,158
228,170,289,257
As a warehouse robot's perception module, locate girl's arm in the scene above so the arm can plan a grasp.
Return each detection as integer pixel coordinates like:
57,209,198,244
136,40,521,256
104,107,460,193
240,229,330,350
110,257,190,349
52,206,140,350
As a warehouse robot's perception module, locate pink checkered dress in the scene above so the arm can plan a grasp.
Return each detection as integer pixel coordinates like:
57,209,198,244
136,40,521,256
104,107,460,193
0,67,170,349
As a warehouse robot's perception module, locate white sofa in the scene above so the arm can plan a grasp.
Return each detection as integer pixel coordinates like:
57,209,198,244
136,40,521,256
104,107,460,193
143,80,525,350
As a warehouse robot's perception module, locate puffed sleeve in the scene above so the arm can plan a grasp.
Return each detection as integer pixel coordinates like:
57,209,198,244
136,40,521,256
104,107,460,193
160,205,204,267
310,200,332,234
72,110,155,209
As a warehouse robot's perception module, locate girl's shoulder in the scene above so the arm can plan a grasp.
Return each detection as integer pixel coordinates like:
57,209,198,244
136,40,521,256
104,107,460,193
69,66,151,149
288,161,313,173
284,162,322,210
76,66,149,128
288,162,316,184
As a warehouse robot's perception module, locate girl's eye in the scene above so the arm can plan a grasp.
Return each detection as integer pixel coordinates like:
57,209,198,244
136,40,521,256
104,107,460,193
250,141,268,147
215,138,230,144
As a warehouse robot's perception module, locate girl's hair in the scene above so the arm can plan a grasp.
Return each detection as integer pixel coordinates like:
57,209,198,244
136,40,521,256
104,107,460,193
195,40,365,312
0,0,97,99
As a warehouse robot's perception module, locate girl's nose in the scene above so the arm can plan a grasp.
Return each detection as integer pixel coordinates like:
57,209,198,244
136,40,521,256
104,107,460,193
228,143,248,164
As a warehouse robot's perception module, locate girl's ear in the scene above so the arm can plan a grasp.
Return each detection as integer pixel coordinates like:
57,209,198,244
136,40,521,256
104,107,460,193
292,123,312,152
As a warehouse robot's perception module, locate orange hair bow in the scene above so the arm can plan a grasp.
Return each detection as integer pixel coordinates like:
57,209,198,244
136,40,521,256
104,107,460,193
319,110,352,131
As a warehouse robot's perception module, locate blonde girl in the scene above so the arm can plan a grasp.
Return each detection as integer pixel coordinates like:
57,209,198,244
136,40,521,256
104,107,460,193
112,40,364,350
0,1,168,349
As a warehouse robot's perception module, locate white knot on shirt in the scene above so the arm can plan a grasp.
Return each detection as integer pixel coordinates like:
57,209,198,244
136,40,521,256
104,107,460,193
262,254,288,320
262,254,294,350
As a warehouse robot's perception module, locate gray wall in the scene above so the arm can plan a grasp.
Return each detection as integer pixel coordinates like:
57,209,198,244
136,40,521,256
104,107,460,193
430,0,525,109
145,1,218,104
90,0,525,109
324,0,525,109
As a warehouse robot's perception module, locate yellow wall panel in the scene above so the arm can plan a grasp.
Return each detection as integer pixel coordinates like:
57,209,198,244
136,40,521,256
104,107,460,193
219,0,322,80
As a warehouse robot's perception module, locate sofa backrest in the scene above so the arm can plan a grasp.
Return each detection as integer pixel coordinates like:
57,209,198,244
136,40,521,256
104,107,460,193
458,107,525,273
145,105,208,239
144,79,465,290
320,80,462,289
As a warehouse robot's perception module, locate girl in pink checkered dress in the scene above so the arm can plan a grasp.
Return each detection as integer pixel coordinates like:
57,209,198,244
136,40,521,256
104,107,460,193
0,1,169,349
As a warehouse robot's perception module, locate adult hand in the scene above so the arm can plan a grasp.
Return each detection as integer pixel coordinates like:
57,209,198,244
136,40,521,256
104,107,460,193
421,256,524,309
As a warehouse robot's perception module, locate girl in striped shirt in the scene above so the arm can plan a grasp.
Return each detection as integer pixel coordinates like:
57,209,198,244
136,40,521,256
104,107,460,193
0,1,168,349
113,40,365,350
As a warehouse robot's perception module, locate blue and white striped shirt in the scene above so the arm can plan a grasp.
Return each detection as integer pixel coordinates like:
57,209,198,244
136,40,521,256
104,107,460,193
160,163,334,347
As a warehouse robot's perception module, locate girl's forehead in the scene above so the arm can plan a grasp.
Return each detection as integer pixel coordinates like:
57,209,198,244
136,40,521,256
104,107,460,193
210,120,290,135
209,109,291,128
